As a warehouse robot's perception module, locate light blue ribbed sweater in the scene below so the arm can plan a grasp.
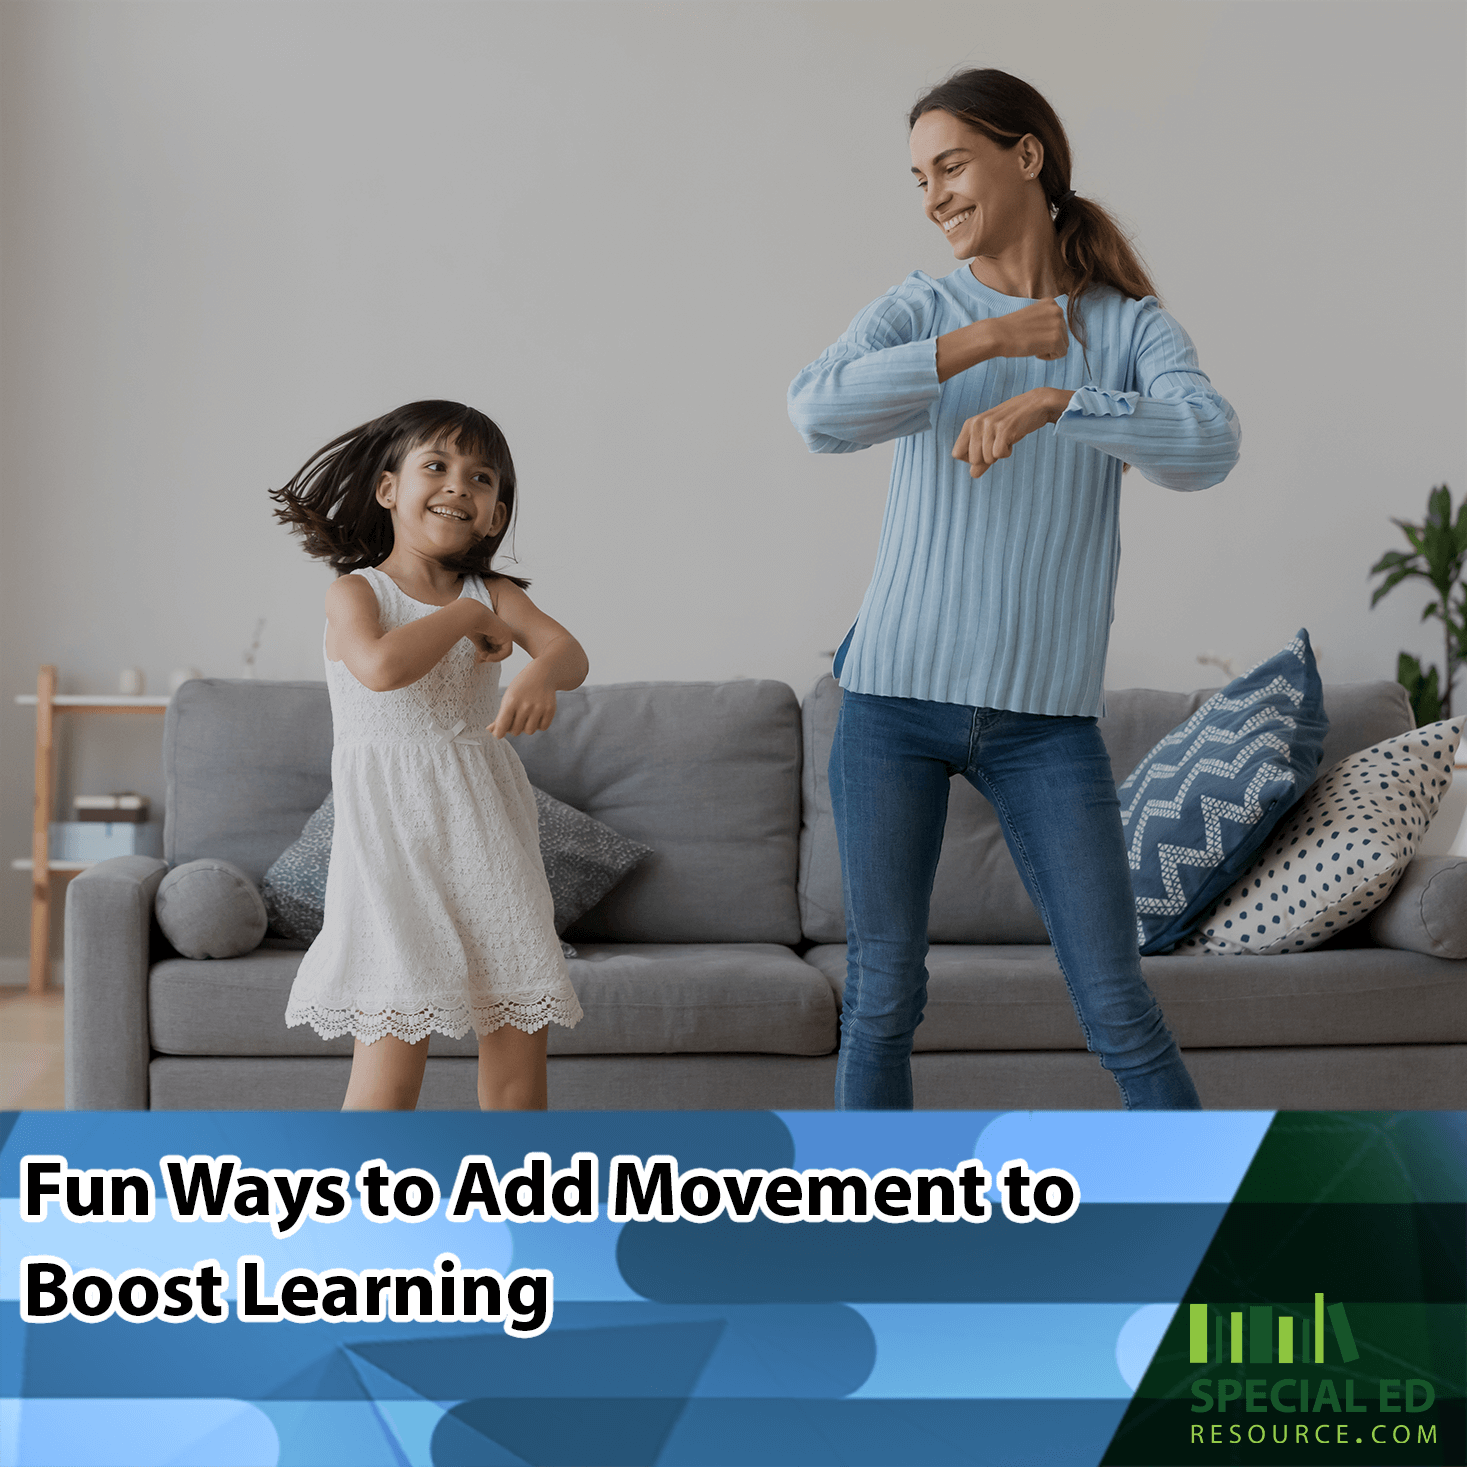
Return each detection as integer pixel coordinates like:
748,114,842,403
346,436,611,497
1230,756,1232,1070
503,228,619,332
788,265,1241,717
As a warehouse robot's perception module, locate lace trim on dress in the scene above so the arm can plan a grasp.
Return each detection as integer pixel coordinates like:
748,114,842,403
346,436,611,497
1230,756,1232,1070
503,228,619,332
285,994,585,1046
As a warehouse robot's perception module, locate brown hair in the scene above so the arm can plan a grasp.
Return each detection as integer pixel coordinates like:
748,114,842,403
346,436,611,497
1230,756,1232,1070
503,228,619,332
910,68,1160,344
269,399,528,586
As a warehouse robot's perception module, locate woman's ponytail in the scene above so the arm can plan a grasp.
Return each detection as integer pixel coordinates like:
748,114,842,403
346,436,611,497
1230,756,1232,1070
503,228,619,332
1051,192,1160,345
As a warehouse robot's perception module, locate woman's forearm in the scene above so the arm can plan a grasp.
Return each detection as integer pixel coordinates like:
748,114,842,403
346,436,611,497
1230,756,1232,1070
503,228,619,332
1053,385,1240,491
1043,387,1075,422
788,340,942,451
934,318,1006,383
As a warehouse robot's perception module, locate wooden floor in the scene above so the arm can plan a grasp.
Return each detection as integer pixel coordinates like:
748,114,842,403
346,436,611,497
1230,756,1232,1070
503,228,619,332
0,989,65,1108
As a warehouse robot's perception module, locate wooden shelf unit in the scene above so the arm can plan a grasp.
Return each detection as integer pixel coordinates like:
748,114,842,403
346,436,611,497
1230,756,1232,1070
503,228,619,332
17,666,169,993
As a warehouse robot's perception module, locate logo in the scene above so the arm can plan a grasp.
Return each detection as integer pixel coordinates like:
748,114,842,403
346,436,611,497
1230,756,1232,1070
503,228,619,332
1183,1294,1437,1453
1188,1294,1357,1366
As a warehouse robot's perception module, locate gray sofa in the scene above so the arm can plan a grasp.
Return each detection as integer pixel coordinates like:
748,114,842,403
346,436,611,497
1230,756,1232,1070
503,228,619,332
65,675,1467,1110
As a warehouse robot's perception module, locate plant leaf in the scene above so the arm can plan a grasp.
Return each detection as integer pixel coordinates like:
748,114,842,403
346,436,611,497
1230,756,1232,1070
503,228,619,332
1418,665,1443,726
1371,566,1422,606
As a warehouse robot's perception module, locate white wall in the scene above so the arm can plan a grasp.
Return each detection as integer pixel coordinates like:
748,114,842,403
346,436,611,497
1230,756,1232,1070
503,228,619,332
2,0,1463,965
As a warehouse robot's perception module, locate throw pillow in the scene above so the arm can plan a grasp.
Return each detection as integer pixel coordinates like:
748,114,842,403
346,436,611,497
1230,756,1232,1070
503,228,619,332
1119,629,1329,955
259,786,653,957
1367,854,1467,960
533,787,654,935
156,858,268,959
261,791,334,946
1175,719,1462,955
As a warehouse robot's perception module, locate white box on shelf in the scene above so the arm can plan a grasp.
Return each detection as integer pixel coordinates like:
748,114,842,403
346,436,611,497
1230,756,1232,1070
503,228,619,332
47,821,163,862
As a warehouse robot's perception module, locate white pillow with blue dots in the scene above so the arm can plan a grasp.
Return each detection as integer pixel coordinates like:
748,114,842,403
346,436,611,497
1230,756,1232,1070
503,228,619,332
1176,719,1462,956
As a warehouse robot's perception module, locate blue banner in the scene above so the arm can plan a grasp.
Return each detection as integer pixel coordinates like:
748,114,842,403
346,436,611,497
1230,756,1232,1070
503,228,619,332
2,1110,1461,1466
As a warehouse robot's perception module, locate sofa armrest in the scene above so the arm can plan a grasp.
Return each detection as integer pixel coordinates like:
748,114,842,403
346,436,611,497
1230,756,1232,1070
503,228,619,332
1368,855,1467,960
64,855,167,1109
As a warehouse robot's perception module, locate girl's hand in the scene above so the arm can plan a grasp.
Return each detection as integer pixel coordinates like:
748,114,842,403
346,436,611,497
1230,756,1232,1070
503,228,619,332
489,665,558,739
990,298,1070,361
466,603,514,664
953,388,1072,478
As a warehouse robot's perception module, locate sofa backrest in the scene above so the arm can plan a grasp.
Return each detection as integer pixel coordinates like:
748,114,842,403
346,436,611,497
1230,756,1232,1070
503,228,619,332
510,680,803,945
798,675,1415,945
165,679,333,884
162,675,804,946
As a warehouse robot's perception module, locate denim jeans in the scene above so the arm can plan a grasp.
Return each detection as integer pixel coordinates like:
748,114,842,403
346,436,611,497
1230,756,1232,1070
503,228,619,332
829,690,1201,1111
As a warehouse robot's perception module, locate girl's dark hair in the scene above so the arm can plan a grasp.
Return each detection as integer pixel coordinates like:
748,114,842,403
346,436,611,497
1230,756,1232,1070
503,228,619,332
269,399,529,586
909,69,1161,344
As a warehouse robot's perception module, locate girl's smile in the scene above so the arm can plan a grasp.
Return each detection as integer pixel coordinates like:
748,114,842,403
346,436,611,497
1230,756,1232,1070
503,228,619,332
377,438,508,549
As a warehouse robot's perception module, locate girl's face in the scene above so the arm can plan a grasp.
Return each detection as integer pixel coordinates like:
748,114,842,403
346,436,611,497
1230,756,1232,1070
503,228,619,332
375,435,507,557
909,110,1040,262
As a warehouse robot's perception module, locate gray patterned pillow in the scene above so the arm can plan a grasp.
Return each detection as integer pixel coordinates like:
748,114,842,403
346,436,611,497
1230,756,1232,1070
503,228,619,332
261,791,334,946
533,787,654,936
259,786,652,958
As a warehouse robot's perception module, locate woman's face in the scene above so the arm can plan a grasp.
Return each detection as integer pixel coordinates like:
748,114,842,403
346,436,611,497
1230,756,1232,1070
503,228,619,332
909,110,1039,261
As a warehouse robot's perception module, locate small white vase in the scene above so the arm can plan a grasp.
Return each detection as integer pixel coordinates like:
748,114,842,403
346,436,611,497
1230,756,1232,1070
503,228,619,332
168,667,203,694
118,668,146,696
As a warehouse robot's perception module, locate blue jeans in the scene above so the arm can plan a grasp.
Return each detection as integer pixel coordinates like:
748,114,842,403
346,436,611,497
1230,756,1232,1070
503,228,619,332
829,691,1201,1111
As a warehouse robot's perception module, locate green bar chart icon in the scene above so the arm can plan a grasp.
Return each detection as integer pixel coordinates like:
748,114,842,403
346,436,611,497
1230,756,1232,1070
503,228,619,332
1189,1304,1207,1364
1249,1306,1271,1364
1326,1302,1360,1363
1185,1297,1355,1365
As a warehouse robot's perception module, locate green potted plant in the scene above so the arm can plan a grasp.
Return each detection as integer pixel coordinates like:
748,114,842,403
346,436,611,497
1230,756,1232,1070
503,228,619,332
1369,484,1466,723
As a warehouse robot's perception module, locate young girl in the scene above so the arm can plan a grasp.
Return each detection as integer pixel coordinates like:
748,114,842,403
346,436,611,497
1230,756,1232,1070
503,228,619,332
789,69,1241,1111
270,399,585,1111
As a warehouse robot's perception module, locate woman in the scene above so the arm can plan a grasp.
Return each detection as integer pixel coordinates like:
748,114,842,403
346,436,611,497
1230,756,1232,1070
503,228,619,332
787,68,1240,1110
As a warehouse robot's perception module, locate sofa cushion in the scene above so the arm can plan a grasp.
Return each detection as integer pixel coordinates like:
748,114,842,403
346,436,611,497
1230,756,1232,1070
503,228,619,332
543,943,836,1055
508,681,802,944
150,942,836,1058
1368,855,1467,959
802,943,1467,1051
1178,719,1462,955
165,679,333,883
799,674,1407,945
154,859,268,959
1119,630,1330,955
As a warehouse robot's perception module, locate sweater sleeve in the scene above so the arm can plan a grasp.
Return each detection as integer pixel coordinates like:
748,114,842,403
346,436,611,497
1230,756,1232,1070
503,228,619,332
1054,301,1241,492
787,276,943,454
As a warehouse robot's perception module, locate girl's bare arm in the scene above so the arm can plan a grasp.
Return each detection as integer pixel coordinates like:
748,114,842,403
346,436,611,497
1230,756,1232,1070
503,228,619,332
325,576,512,692
486,582,589,738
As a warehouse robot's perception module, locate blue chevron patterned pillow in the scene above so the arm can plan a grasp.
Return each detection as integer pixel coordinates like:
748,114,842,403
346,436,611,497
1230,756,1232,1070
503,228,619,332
1119,630,1329,954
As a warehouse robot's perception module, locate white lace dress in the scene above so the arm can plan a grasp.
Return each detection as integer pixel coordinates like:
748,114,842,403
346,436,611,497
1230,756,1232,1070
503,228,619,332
284,566,583,1044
